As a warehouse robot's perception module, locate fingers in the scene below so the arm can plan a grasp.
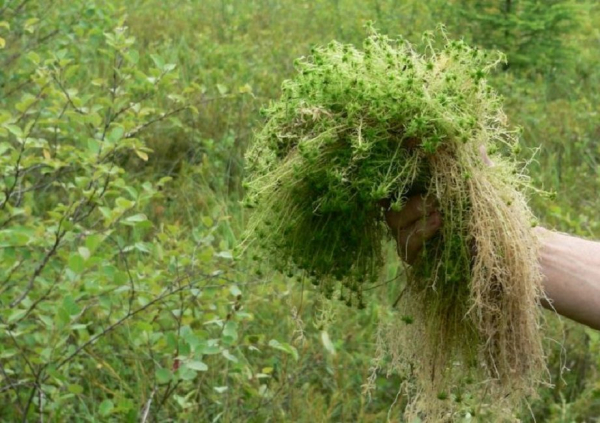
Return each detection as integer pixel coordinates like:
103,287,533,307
397,211,442,264
381,144,491,265
384,195,436,232
381,195,441,264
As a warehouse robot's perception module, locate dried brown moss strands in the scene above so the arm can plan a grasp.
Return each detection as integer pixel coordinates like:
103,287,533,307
243,27,547,420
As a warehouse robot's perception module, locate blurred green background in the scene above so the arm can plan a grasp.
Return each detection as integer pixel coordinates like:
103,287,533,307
0,0,599,421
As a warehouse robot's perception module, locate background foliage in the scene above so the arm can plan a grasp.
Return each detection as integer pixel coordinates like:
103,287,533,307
0,0,599,421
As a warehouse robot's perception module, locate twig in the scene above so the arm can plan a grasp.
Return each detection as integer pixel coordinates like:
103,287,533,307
3,110,42,209
51,74,86,115
0,361,25,415
124,106,189,139
113,239,136,314
140,387,156,423
10,219,66,307
99,50,123,143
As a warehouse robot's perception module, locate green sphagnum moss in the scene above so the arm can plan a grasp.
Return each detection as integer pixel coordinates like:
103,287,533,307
243,26,547,420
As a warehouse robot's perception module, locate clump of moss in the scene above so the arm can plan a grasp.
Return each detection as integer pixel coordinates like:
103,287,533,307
243,27,546,420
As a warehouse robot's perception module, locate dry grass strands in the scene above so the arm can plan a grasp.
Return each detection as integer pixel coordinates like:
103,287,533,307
243,27,547,420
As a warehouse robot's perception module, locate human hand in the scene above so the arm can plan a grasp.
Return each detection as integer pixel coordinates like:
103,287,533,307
384,146,494,264
383,196,442,264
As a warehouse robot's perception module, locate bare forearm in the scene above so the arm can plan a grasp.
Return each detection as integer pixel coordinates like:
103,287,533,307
385,197,600,330
537,228,600,330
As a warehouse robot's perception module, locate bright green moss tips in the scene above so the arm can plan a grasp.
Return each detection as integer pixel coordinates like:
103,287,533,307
243,27,546,420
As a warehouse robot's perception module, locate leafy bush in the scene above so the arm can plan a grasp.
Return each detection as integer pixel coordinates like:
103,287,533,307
0,3,259,421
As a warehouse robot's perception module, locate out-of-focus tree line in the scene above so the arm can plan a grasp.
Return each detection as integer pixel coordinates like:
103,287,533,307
0,0,598,421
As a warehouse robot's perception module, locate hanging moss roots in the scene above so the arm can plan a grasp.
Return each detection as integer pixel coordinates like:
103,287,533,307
243,28,547,420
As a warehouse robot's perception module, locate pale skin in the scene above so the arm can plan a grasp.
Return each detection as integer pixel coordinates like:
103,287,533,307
384,196,600,331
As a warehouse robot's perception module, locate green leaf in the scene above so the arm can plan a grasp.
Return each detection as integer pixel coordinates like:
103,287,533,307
107,126,124,143
221,349,238,363
216,84,228,95
56,307,71,326
200,345,220,355
0,37,5,49
122,213,148,225
150,54,165,70
134,242,151,253
15,94,36,113
126,49,139,64
320,331,336,356
68,254,85,274
135,149,149,161
0,111,11,125
26,51,40,64
87,138,101,154
186,361,208,372
62,296,81,316
98,399,114,416
216,250,233,259
5,125,23,138
68,384,84,395
85,234,103,252
71,324,88,330
199,246,214,262
229,284,242,297
268,339,299,361
238,83,253,94
115,197,135,209
8,309,26,323
223,321,238,342
78,247,90,260
24,18,40,34
200,345,221,355
178,365,197,381
155,368,172,384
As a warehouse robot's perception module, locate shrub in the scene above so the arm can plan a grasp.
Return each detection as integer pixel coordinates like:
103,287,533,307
0,4,250,421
